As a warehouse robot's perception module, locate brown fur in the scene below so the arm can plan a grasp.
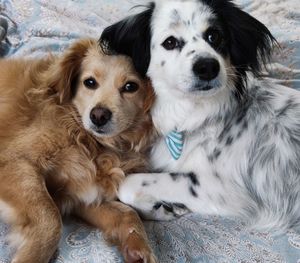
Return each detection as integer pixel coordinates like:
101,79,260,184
0,39,156,263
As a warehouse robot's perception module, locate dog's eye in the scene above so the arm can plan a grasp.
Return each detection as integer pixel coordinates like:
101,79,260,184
162,36,179,50
83,77,98,89
121,82,139,93
205,29,223,47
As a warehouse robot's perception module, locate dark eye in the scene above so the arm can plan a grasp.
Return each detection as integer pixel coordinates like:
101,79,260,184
162,36,179,50
205,29,223,47
121,82,139,93
83,77,98,89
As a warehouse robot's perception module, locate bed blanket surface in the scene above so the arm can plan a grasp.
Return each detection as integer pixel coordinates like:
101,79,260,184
0,0,299,262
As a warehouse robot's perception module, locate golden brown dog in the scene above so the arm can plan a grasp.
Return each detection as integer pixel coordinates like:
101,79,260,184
0,38,156,263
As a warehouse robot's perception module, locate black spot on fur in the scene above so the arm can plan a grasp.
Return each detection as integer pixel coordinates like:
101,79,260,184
237,130,243,139
187,50,196,56
208,148,222,162
161,61,166,66
214,149,221,159
173,203,188,210
178,38,186,52
154,201,189,216
225,136,233,146
187,172,200,186
170,172,180,181
171,9,180,20
142,181,149,187
214,172,223,184
242,120,248,130
170,172,200,186
170,9,181,27
153,202,162,210
208,155,214,163
162,202,174,213
235,100,251,124
276,98,299,117
190,186,198,197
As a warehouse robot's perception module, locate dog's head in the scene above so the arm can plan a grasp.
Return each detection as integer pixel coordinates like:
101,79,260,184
47,39,153,137
100,0,276,100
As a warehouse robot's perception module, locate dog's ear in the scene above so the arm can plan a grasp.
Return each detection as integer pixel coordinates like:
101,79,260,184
210,0,276,76
47,39,94,104
204,0,276,98
100,3,155,77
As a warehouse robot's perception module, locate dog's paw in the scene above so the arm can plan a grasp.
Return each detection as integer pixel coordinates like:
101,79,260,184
122,230,157,263
101,168,125,201
118,175,190,220
118,186,159,220
152,201,190,220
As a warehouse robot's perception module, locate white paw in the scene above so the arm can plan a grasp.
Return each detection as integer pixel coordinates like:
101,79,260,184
118,174,158,219
118,174,190,221
118,174,148,206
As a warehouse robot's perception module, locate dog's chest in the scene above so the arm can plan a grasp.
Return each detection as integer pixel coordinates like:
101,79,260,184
150,126,219,170
150,120,252,176
45,147,104,213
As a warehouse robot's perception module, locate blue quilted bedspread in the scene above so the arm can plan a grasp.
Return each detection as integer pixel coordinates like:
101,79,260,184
0,0,299,262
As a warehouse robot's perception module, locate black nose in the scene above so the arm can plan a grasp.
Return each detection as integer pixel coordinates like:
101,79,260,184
90,107,112,127
193,58,220,81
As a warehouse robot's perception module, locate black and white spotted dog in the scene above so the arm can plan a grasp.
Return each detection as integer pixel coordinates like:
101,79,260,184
100,0,300,231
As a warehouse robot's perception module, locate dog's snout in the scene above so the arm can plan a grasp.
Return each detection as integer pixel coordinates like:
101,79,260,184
90,107,112,127
193,58,220,81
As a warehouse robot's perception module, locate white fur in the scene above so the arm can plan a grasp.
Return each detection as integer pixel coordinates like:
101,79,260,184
0,199,15,223
118,0,300,231
78,185,102,206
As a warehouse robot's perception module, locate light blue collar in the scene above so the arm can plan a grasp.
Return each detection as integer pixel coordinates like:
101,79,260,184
165,130,184,160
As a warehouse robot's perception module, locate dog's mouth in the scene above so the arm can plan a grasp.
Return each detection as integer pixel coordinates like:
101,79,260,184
195,85,214,91
191,84,220,93
190,78,222,95
93,127,106,134
90,124,115,137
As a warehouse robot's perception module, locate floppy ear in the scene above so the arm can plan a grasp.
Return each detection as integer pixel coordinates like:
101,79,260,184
204,0,276,98
99,3,155,77
209,0,276,76
47,39,94,104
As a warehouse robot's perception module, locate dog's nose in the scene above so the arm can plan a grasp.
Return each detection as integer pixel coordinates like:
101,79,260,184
90,107,112,127
193,58,220,81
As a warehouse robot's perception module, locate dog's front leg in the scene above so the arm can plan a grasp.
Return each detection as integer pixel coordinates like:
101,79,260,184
0,160,62,263
118,172,202,220
76,201,157,263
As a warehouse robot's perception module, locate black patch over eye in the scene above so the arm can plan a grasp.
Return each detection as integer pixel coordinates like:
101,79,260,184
205,28,223,47
121,82,139,93
83,77,98,89
162,36,180,50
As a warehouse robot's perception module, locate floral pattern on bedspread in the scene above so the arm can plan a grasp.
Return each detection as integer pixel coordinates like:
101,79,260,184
1,215,300,263
0,0,299,262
